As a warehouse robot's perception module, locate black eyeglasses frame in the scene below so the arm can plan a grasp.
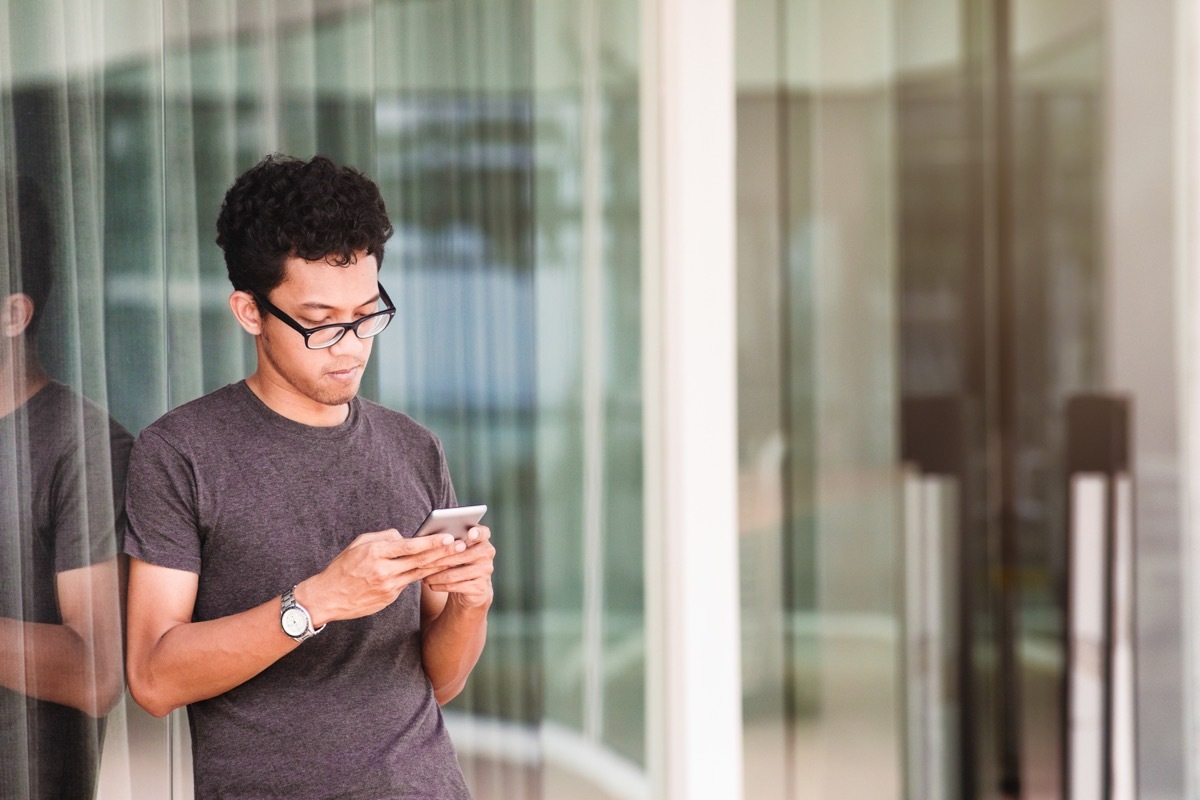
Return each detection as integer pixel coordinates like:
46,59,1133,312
251,283,397,350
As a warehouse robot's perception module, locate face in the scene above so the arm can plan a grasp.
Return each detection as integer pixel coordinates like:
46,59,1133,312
253,252,383,410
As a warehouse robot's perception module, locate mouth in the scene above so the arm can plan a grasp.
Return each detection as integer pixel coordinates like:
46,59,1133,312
326,363,363,381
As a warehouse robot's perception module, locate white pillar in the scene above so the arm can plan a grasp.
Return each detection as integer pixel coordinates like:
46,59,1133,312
641,0,743,798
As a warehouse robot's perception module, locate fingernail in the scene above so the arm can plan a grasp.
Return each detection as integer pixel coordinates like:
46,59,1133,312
455,541,466,552
441,535,455,546
469,529,479,540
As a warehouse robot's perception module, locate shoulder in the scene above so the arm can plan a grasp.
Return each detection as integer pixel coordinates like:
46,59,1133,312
129,384,255,477
29,381,133,455
357,397,444,451
355,398,450,479
135,383,247,450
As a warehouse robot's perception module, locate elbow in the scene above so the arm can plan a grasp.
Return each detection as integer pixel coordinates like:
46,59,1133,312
69,648,126,718
128,683,175,719
84,671,126,718
433,678,467,706
126,662,177,719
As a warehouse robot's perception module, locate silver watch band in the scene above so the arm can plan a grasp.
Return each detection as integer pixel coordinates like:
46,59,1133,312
281,586,326,642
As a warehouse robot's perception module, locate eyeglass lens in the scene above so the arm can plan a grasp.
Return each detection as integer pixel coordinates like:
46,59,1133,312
306,312,392,349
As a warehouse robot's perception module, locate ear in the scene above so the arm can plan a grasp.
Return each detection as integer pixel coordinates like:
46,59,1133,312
2,293,35,338
229,291,264,336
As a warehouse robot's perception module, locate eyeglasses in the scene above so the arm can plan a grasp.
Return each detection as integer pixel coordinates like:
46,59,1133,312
252,283,397,350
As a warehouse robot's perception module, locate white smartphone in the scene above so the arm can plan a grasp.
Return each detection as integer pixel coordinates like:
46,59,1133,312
413,505,488,541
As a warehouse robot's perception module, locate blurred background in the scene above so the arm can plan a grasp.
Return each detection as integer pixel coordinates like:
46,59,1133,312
0,0,1195,798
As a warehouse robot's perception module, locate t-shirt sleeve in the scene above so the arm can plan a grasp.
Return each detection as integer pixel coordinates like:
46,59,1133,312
123,428,203,574
49,449,113,573
434,436,458,510
50,411,131,574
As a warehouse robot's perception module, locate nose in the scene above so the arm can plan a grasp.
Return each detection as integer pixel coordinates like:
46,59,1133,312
329,326,370,358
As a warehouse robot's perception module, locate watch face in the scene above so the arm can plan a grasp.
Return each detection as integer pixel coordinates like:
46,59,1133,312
282,607,309,637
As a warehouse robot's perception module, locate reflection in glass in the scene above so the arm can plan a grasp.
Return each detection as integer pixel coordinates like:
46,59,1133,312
0,173,132,797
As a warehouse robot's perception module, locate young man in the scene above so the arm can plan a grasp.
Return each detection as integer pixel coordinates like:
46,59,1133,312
124,154,494,799
0,173,131,798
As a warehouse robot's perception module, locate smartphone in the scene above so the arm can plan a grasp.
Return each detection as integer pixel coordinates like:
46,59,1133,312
413,505,488,541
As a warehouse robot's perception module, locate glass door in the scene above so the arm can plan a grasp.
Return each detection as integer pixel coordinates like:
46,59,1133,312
738,1,1187,798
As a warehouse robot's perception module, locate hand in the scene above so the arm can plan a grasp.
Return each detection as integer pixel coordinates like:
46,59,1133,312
296,529,466,626
422,526,495,609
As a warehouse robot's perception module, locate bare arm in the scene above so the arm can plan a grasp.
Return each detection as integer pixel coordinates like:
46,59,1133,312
0,559,123,717
420,526,495,704
126,530,465,718
125,560,296,717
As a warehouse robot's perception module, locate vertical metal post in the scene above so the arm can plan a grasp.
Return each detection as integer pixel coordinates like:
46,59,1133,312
902,396,969,800
990,0,1024,795
1064,395,1136,800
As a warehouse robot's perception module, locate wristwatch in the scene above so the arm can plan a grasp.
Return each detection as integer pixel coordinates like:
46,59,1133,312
280,587,325,642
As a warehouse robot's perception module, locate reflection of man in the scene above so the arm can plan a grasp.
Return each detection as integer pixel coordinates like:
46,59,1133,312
0,174,132,798
124,154,495,799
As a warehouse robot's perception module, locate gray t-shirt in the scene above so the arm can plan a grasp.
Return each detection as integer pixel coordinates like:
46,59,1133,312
0,380,133,799
124,381,471,800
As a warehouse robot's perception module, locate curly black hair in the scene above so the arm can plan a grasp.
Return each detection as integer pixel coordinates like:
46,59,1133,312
215,154,394,296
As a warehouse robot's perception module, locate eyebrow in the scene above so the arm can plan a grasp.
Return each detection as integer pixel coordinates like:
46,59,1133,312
295,292,382,313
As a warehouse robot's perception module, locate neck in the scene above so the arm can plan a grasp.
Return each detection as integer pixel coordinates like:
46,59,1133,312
0,357,49,418
245,372,350,427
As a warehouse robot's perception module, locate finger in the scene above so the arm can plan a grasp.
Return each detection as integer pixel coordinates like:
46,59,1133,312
463,525,491,544
348,529,405,549
424,541,494,571
375,533,461,560
425,574,493,596
422,556,494,585
382,545,470,582
415,561,484,592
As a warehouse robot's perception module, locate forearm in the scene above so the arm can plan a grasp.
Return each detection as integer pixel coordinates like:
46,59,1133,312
0,617,122,717
128,596,296,717
421,594,490,704
126,533,462,718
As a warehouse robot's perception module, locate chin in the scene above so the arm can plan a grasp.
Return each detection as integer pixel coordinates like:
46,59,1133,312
315,386,359,406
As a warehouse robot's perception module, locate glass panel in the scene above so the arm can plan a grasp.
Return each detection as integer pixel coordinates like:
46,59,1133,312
1107,0,1189,794
1009,5,1104,795
0,1,644,798
735,1,791,795
533,0,645,796
741,3,1191,800
0,1,155,796
99,0,173,795
738,1,903,798
894,3,994,796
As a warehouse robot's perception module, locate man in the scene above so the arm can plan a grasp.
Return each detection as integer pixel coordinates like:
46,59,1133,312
0,173,131,798
124,154,495,799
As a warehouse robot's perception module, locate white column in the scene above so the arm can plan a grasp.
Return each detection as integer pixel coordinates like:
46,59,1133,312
641,0,742,798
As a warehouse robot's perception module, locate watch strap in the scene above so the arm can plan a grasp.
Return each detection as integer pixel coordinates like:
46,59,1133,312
281,586,326,642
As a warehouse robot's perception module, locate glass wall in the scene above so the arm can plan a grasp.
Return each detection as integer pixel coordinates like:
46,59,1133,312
0,1,645,797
